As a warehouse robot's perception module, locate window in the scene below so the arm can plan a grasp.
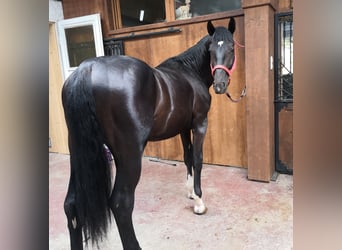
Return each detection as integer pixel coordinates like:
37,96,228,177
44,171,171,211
65,26,96,67
109,0,242,31
57,14,104,80
119,0,166,27
175,0,241,20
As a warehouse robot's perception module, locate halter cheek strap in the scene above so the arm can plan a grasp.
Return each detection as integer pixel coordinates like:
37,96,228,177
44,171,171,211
210,52,236,77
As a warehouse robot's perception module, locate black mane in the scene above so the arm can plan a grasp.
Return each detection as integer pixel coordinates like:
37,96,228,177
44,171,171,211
157,35,211,73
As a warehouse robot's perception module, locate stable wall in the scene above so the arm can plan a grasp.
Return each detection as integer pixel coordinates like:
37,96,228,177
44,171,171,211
49,23,69,154
60,1,248,167
50,0,293,180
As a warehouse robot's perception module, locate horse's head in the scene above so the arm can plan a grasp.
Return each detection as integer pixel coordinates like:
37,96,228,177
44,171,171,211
207,18,236,94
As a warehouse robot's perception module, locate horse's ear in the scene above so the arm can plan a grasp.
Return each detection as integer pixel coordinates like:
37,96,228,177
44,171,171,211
228,17,236,34
207,21,215,36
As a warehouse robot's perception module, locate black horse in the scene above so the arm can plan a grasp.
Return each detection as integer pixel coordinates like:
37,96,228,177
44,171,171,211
62,18,237,250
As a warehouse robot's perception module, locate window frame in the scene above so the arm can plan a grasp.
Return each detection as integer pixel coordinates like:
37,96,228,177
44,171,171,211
107,0,243,37
57,13,104,80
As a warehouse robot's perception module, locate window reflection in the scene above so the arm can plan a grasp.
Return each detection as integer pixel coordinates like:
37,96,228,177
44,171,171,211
175,0,191,19
120,0,166,27
65,26,96,67
175,0,241,20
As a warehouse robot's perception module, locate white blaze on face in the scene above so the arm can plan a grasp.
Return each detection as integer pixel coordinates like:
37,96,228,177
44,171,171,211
218,41,224,47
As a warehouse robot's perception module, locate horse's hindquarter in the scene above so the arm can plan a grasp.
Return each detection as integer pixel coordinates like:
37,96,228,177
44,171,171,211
148,67,210,141
89,56,157,143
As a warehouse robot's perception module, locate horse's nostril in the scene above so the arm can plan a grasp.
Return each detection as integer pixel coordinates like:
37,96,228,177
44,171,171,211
214,82,227,94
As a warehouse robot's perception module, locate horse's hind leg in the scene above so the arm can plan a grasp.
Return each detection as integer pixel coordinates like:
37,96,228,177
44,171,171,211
64,175,83,250
109,147,143,250
181,130,195,199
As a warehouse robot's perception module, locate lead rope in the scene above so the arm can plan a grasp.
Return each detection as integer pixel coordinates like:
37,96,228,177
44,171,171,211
226,85,246,103
226,39,246,103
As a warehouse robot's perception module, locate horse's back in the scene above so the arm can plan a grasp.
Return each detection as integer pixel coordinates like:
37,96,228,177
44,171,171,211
64,55,154,90
77,56,155,90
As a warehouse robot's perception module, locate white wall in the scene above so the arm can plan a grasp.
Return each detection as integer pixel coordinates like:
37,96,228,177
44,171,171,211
49,0,64,22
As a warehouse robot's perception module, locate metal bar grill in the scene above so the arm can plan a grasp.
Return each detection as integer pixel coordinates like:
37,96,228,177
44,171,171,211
275,13,293,102
274,12,293,175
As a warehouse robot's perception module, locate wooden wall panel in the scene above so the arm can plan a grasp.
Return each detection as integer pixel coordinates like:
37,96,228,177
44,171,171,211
122,16,247,167
278,0,293,12
278,105,293,169
49,24,69,154
62,0,113,37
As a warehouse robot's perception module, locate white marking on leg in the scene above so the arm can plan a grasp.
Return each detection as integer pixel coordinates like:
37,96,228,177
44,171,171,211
218,41,224,47
72,217,77,229
192,194,207,214
186,174,195,199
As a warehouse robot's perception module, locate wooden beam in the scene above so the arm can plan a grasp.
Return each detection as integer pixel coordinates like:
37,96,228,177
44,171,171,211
242,0,278,181
165,0,176,22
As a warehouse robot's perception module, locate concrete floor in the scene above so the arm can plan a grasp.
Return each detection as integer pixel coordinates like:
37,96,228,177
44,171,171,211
49,153,293,250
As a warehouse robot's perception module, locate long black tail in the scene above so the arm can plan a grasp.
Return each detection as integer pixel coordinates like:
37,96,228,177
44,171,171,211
62,64,112,246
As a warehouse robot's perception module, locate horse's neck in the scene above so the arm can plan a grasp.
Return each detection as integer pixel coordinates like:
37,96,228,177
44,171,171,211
154,36,213,88
187,37,212,85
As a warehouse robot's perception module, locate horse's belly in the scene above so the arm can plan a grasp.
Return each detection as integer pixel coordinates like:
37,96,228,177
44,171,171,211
148,112,191,141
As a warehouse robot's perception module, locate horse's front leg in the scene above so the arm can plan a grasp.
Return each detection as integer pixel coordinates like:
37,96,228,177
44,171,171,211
191,118,208,215
180,130,196,199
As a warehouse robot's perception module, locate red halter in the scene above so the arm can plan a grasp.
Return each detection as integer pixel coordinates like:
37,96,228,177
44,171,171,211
210,50,237,77
210,39,244,77
211,39,246,102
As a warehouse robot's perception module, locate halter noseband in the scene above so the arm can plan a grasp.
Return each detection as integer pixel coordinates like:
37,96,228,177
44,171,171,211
210,51,237,77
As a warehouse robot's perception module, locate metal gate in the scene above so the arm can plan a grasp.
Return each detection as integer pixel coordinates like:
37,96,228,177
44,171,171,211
275,12,293,174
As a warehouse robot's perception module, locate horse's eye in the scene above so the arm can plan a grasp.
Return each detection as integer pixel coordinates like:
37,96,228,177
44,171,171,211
209,45,216,52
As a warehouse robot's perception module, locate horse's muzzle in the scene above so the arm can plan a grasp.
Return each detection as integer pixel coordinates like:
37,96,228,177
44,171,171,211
213,79,230,94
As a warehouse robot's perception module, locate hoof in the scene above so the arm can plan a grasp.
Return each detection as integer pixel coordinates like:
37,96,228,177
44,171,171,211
193,206,208,215
192,195,206,214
